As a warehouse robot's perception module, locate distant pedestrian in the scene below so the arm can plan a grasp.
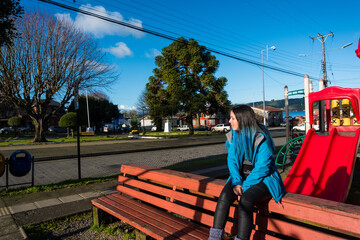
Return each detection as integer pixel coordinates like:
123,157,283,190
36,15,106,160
208,105,285,240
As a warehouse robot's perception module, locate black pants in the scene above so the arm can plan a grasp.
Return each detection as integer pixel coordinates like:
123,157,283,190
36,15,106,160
213,181,271,239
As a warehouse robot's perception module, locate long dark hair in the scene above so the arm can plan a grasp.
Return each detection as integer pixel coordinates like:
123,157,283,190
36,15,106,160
230,105,273,160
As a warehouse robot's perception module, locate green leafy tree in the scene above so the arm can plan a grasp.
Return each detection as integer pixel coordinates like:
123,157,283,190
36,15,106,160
0,0,23,47
68,93,120,132
130,117,140,130
8,116,21,135
59,112,77,137
146,37,231,134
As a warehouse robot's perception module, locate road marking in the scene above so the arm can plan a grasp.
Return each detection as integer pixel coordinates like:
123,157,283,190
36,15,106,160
0,207,10,216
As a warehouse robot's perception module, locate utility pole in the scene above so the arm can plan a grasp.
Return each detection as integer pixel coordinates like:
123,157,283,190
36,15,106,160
310,32,333,132
310,32,334,87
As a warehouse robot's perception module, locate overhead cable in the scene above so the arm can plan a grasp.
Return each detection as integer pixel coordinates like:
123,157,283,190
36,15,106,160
38,0,317,80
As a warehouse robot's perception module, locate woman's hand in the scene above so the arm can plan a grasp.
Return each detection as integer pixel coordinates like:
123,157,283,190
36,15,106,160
233,185,243,201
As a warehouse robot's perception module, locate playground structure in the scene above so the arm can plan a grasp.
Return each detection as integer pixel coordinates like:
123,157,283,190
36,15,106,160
284,86,360,202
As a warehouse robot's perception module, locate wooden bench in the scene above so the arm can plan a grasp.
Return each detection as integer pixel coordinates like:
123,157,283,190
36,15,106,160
91,163,360,239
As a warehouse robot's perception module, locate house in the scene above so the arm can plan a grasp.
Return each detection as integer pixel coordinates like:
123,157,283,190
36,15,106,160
252,106,283,126
192,112,229,128
140,111,229,130
0,99,65,129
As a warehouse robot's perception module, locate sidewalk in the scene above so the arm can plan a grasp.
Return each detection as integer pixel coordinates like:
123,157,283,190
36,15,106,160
0,133,287,240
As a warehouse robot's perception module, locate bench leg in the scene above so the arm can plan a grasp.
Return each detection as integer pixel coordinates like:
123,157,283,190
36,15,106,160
92,206,116,227
135,229,150,240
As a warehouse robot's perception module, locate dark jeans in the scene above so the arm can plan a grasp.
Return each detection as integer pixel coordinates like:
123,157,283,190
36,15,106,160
213,181,271,239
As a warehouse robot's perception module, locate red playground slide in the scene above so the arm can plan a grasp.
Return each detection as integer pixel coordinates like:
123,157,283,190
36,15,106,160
284,128,360,202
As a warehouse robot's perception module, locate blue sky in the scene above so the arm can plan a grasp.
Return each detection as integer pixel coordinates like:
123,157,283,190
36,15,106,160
22,0,360,112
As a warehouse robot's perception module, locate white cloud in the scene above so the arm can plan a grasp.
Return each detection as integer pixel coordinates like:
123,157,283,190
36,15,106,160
103,42,133,58
54,13,72,23
55,4,145,38
119,105,137,111
145,49,162,58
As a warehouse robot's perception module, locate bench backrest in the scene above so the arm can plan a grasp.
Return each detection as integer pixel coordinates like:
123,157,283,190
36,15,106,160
119,164,360,239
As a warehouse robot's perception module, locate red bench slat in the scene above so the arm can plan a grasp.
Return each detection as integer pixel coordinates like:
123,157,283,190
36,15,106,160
92,198,177,240
268,193,360,236
107,194,209,239
121,164,225,196
93,195,207,240
116,184,215,227
118,175,219,212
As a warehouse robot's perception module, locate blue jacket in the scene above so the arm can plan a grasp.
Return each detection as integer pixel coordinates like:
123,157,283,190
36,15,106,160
226,130,285,203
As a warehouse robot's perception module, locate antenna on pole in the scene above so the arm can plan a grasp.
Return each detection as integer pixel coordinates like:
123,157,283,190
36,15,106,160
310,32,334,87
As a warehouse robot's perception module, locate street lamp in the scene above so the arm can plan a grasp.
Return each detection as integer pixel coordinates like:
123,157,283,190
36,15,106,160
261,45,276,126
299,42,353,57
299,42,352,87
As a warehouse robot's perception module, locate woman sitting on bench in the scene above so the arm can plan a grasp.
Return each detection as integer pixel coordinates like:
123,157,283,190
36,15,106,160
209,105,285,240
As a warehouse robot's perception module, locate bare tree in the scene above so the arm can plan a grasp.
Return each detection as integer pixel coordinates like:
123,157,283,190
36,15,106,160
136,90,149,129
0,11,117,142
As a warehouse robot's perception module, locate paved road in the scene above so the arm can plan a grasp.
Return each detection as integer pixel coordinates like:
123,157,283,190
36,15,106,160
0,131,287,188
0,135,226,161
0,144,228,187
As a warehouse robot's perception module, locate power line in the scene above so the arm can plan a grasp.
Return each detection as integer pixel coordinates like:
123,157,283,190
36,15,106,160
38,0,316,80
89,0,317,71
141,0,317,64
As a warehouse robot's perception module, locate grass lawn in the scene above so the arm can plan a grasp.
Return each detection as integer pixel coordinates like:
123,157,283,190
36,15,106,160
0,135,128,146
0,131,222,146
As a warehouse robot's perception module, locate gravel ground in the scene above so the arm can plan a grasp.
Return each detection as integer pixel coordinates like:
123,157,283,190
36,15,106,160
24,212,135,240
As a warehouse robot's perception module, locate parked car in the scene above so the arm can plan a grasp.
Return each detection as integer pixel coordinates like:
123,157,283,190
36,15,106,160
292,123,319,132
195,126,211,131
18,126,31,132
0,127,14,134
211,124,231,132
177,125,189,131
120,126,131,133
48,125,67,133
280,122,287,127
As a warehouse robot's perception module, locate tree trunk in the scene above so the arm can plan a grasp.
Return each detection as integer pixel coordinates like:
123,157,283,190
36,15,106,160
196,114,201,128
187,116,194,135
32,118,47,142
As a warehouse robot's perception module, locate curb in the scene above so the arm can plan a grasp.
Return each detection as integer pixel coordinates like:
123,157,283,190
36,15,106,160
34,140,225,162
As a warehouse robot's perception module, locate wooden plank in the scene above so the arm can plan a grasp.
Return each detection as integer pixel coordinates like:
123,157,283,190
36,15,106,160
101,198,199,240
92,198,177,240
118,175,219,212
116,184,214,227
106,194,208,240
255,214,350,240
120,164,226,196
108,193,210,236
96,194,208,240
268,193,360,235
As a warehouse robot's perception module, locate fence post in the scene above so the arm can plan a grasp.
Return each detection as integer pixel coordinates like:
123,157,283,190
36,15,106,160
304,75,311,134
